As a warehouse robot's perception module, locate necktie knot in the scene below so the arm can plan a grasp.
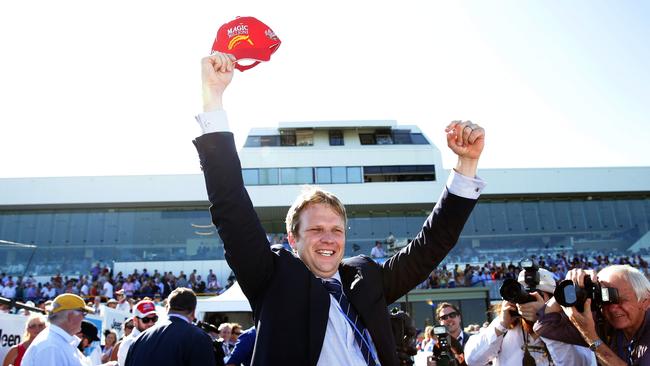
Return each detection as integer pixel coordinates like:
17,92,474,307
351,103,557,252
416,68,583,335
321,278,343,297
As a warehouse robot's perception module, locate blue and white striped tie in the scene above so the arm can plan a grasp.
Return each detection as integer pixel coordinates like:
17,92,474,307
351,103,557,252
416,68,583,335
322,278,377,366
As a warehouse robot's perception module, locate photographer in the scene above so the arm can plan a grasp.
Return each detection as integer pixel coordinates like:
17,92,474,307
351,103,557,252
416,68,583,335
535,265,650,365
464,267,594,365
425,326,466,366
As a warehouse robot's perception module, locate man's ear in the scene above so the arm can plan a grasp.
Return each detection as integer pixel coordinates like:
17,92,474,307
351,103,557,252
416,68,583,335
287,232,299,254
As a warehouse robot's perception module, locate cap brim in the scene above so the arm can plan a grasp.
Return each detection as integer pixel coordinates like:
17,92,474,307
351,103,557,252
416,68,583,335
82,305,96,313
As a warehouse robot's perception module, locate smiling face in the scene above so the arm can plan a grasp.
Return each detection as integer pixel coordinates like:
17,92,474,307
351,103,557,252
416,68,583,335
600,273,650,337
289,203,346,278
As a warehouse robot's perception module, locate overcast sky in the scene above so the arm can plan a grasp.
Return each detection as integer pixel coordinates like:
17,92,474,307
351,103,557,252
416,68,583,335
1,0,648,178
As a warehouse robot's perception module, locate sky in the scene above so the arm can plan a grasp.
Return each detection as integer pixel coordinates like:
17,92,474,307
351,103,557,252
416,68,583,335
0,0,648,178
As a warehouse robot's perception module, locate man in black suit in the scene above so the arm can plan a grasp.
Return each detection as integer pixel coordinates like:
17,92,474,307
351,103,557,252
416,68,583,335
193,52,486,366
125,288,215,366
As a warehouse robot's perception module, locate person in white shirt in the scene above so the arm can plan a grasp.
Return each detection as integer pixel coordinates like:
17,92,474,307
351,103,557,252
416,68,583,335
1,280,16,299
370,241,386,259
116,300,158,366
114,290,131,313
464,268,595,366
21,293,96,366
102,280,114,300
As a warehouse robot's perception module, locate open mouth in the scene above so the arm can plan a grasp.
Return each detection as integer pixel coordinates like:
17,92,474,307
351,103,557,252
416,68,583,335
316,249,335,257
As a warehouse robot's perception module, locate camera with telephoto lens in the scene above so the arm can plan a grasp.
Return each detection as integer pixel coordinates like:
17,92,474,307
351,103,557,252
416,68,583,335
499,258,539,305
554,276,619,312
428,326,459,366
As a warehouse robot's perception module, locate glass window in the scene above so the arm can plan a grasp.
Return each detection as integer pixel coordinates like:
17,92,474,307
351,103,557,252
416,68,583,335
410,133,429,144
281,132,296,146
242,169,259,185
296,130,314,146
244,136,261,147
347,167,362,183
392,129,412,144
329,130,344,146
280,168,297,184
316,167,332,184
259,168,279,185
375,134,393,145
260,135,280,147
296,167,314,183
359,133,376,145
332,167,347,183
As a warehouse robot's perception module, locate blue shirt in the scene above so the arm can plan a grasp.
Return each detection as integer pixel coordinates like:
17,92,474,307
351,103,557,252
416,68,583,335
226,327,255,366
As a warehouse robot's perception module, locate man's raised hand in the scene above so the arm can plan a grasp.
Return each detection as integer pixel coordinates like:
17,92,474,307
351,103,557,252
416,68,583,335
202,52,236,112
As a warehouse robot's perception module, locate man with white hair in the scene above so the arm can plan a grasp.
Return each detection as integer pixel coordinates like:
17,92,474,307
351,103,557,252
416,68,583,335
21,293,95,366
465,267,595,365
536,264,650,365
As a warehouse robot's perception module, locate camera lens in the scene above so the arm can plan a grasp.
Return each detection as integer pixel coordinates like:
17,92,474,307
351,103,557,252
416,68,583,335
562,284,577,305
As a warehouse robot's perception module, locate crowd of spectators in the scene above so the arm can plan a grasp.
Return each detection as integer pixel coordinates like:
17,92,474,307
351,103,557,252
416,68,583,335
415,251,650,290
0,263,233,308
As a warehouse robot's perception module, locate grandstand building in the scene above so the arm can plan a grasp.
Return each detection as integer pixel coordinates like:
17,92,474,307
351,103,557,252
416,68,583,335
2,120,650,277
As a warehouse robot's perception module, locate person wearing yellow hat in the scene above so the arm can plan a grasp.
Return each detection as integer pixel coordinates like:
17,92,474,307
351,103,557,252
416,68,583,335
20,293,99,366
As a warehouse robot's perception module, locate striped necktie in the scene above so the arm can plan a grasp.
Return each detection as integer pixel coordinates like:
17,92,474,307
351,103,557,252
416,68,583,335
322,278,377,366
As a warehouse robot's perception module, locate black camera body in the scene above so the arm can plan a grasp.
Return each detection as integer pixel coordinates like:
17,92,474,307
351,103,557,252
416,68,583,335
499,259,539,305
430,326,459,366
554,276,619,312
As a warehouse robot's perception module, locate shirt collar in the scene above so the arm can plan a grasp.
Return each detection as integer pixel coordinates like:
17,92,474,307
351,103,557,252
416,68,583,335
168,313,190,323
50,324,82,348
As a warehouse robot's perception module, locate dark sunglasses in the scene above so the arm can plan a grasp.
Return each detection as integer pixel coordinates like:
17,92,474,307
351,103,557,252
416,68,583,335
139,315,159,324
439,311,459,321
233,332,242,335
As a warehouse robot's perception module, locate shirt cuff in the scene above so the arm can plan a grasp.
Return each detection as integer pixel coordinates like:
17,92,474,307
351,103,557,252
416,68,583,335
446,169,486,200
195,110,230,134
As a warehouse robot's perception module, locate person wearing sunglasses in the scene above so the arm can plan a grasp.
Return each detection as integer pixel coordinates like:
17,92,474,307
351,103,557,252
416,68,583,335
436,303,471,351
117,299,158,366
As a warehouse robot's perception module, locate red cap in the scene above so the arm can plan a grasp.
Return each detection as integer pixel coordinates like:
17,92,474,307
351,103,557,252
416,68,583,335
211,16,281,71
134,300,157,318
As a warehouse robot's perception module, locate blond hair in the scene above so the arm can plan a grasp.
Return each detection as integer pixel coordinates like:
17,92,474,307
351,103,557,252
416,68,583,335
285,186,347,239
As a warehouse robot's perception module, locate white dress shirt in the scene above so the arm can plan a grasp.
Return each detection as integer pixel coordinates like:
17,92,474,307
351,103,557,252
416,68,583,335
117,327,140,366
21,324,89,366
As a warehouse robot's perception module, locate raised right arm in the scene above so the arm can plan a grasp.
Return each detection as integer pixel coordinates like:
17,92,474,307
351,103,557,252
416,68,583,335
194,54,274,305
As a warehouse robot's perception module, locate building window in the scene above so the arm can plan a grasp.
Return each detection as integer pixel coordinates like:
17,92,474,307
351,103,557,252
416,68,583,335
280,168,314,184
410,133,429,144
244,136,261,147
375,129,393,145
316,167,332,184
331,167,347,183
280,131,296,146
296,130,314,146
363,165,435,182
359,133,376,145
242,169,259,185
392,129,412,144
347,167,363,183
329,130,344,146
259,168,279,185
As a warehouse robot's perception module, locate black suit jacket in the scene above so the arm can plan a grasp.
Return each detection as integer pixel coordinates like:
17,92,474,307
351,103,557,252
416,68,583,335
194,132,478,366
125,316,216,366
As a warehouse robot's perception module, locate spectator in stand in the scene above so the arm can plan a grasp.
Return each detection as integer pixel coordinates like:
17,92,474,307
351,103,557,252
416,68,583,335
370,241,386,259
207,275,223,294
102,279,114,300
2,313,47,366
1,280,17,299
114,290,130,313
